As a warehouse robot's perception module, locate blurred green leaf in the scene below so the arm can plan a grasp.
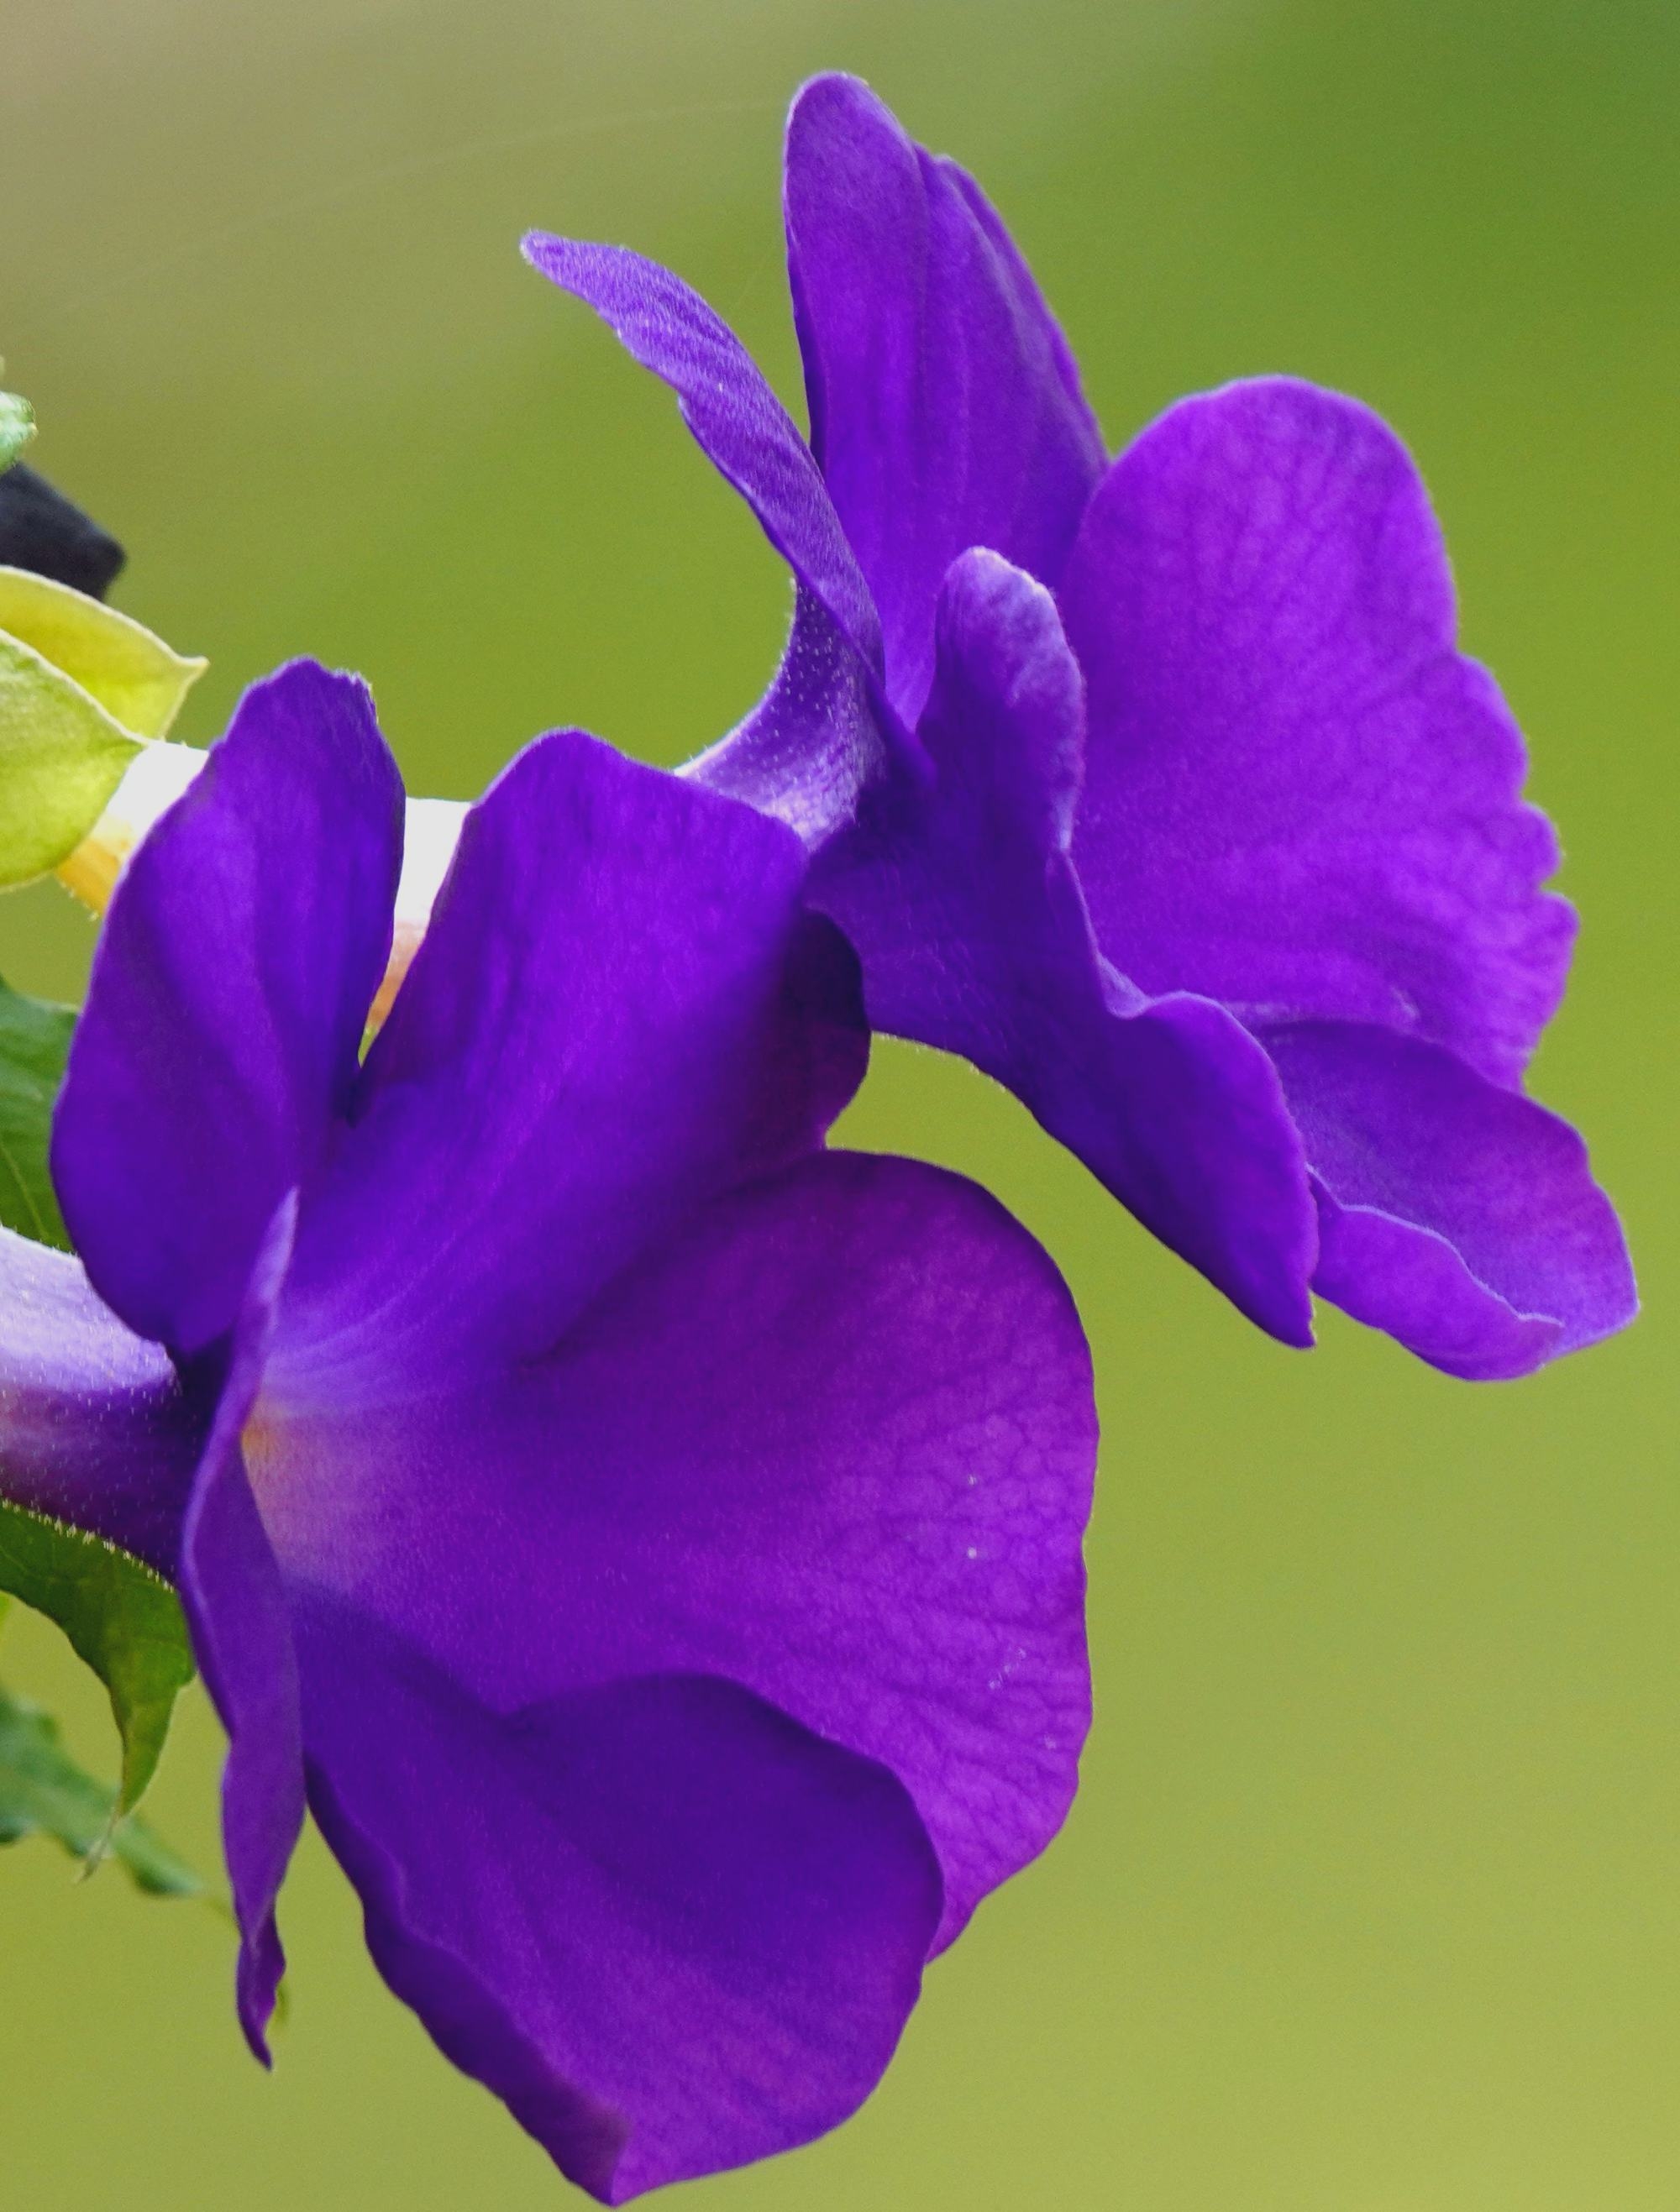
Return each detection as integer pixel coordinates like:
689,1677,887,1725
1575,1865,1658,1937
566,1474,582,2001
0,392,32,473
0,1675,199,1895
0,971,74,1250
0,1505,196,1819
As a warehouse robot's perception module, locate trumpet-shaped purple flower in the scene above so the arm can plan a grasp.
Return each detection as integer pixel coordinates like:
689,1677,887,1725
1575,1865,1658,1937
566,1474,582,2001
525,72,1635,1379
0,661,1095,2199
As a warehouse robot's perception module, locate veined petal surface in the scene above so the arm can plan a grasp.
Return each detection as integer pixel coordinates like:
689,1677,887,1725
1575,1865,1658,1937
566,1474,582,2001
262,1151,1095,1950
1062,379,1572,1085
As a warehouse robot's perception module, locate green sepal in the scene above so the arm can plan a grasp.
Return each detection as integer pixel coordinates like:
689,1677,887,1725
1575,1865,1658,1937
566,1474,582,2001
0,1675,200,1895
0,972,75,1249
0,1504,197,1819
0,633,141,886
0,569,207,889
0,393,34,473
0,568,206,742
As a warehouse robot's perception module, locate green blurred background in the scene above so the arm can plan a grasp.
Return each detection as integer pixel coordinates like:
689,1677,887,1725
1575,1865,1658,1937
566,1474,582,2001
2,1,1675,2205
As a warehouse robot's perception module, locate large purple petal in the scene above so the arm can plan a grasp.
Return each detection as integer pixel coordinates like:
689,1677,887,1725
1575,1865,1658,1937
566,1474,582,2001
1263,1021,1636,1378
521,232,882,679
259,1150,1095,1953
0,1227,197,1575
806,550,1317,1344
785,73,1105,720
296,1595,942,2204
276,733,867,1392
52,662,403,1356
180,1194,307,2060
1062,379,1572,1087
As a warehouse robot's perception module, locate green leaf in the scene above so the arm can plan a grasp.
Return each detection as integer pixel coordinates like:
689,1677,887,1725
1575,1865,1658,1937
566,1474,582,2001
0,1503,197,1818
0,1678,200,1895
0,568,207,742
0,971,74,1250
0,392,34,473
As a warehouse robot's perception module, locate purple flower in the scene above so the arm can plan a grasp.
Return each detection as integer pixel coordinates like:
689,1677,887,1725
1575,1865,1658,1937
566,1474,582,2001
0,660,1095,2199
524,72,1635,1380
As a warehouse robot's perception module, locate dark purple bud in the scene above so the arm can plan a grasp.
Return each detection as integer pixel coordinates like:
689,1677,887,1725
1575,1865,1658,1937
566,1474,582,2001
0,461,125,598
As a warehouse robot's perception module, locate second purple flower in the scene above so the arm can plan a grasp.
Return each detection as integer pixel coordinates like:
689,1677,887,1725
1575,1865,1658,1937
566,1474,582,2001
525,71,1635,1381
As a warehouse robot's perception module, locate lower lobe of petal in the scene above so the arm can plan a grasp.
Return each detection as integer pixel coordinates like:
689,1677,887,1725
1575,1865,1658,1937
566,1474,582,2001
254,1151,1095,1954
294,1591,940,2202
1265,1019,1635,1372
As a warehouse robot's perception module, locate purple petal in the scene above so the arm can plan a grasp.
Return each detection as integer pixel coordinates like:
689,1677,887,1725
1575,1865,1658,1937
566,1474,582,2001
807,550,1317,1344
522,227,927,842
297,1597,942,2204
258,1151,1095,1954
688,584,891,848
785,73,1105,719
1307,1198,1562,1381
521,232,882,678
274,733,867,1393
180,1193,307,2060
53,662,402,1356
1061,379,1573,1087
0,1226,197,1575
1263,1020,1636,1377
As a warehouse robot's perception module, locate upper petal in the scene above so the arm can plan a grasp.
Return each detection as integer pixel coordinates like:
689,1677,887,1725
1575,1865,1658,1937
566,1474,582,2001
785,73,1106,720
1062,379,1572,1086
1263,1020,1635,1377
297,1598,942,2203
522,228,927,845
259,1151,1095,1954
52,661,403,1356
276,732,868,1392
521,232,881,678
